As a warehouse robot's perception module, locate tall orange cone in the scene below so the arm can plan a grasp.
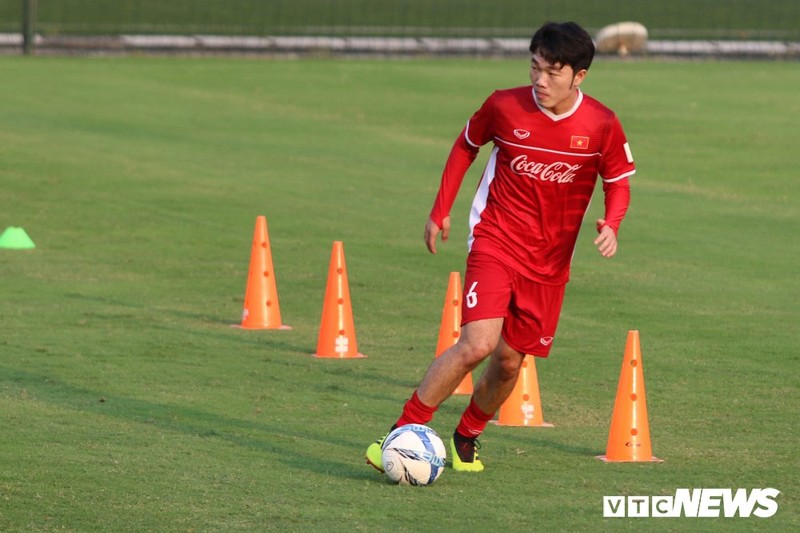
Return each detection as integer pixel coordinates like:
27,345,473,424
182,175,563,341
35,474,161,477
435,272,473,394
597,330,662,462
493,354,553,427
235,216,291,330
313,241,366,358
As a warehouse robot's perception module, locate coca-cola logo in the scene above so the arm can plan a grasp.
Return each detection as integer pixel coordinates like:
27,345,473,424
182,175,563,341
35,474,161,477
510,155,581,183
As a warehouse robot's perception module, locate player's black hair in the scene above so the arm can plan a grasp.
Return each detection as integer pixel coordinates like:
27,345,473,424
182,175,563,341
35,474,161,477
529,22,595,73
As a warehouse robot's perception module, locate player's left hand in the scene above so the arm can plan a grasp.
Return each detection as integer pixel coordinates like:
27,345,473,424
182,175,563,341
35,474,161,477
594,218,618,258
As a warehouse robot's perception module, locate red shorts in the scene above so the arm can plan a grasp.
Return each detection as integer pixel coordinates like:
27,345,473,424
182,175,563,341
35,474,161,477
461,252,565,357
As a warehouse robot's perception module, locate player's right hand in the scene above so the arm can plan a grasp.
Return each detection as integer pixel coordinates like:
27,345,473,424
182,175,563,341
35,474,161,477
424,216,450,254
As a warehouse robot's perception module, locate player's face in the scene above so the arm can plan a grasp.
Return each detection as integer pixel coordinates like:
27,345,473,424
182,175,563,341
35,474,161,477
529,53,586,115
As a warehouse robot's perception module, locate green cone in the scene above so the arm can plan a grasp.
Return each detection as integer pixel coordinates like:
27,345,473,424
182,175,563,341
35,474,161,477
0,227,36,249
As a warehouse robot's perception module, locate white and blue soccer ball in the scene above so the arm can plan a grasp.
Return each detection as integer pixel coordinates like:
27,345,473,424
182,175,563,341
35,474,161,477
381,424,446,486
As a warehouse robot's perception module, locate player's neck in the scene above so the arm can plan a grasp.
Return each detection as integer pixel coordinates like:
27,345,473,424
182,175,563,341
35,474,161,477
535,88,583,119
551,88,581,115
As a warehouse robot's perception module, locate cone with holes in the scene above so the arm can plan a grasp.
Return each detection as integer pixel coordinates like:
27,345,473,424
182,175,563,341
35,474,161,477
435,272,473,394
235,216,291,330
597,330,662,462
313,241,366,358
493,354,553,427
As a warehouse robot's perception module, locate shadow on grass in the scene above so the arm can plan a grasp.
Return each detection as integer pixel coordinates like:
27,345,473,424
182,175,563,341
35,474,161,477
3,366,378,481
501,432,602,458
63,291,332,356
63,292,439,394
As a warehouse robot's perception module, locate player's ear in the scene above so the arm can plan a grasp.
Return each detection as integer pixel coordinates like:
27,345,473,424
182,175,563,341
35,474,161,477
572,69,588,88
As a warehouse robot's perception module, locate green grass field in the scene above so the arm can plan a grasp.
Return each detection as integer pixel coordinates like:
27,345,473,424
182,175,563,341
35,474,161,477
1,56,798,531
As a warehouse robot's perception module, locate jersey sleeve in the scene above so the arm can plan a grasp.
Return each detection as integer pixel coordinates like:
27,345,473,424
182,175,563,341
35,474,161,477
428,93,496,227
598,114,634,234
601,177,630,235
598,114,635,183
463,92,497,148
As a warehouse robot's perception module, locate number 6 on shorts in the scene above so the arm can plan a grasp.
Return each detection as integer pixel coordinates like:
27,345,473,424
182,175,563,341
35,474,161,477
466,281,478,309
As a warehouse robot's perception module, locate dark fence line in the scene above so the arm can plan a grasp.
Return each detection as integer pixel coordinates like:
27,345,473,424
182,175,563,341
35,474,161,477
4,0,799,58
3,0,800,40
2,33,798,60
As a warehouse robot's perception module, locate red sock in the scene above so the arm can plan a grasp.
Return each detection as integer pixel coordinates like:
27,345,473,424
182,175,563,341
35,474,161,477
395,390,437,427
456,397,495,438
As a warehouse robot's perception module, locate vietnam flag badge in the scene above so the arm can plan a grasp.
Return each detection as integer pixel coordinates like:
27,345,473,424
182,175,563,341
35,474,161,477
570,135,590,149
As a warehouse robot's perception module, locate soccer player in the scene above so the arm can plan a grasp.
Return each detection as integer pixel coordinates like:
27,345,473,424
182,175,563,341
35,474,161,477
367,21,634,472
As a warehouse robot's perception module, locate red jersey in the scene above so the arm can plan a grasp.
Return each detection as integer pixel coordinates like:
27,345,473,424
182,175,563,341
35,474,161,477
430,86,634,285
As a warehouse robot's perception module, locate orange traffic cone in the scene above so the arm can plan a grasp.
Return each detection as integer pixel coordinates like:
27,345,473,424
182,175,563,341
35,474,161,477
435,272,473,394
493,354,553,427
597,330,662,462
313,241,366,358
235,216,291,330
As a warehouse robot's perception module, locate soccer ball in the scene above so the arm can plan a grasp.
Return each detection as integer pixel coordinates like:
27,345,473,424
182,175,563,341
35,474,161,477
381,424,446,486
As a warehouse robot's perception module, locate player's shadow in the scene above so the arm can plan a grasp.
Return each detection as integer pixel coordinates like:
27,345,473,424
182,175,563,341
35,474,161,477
2,366,383,480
